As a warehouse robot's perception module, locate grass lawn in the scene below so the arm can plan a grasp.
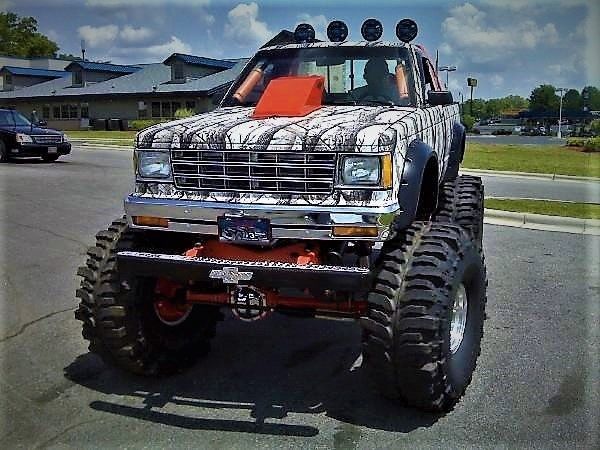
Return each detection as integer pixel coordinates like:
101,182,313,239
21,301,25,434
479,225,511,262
464,142,600,178
486,198,600,220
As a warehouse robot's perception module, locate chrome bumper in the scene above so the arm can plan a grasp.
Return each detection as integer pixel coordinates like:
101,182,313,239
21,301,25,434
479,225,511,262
124,195,402,240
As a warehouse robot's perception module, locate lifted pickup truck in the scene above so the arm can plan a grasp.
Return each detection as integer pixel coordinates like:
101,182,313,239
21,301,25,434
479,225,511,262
76,19,486,412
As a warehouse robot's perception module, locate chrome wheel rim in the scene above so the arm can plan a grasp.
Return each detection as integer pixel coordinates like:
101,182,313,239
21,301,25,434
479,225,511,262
450,283,468,354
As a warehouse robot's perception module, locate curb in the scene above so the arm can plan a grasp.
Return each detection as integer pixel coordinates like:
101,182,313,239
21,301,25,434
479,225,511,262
461,168,600,183
484,208,600,235
72,142,132,151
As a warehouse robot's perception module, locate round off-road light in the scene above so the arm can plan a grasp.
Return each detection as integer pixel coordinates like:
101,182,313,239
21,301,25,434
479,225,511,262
396,18,418,43
327,20,348,42
361,18,383,42
294,23,316,43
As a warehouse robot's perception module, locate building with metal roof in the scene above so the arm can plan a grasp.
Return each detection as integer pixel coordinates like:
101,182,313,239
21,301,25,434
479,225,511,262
0,66,68,92
0,54,247,130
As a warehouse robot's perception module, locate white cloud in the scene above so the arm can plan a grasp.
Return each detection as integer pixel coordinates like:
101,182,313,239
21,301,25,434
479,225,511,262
119,25,154,44
145,35,191,57
441,3,559,64
296,13,328,41
480,0,586,10
78,24,119,48
224,2,272,45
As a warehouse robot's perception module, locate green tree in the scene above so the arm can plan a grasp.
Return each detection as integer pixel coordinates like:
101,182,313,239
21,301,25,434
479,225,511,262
0,12,58,57
562,89,582,111
529,84,559,112
582,86,600,111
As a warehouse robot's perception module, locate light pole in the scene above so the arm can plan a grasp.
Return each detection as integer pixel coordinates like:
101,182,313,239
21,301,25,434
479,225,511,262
439,65,457,89
556,87,567,139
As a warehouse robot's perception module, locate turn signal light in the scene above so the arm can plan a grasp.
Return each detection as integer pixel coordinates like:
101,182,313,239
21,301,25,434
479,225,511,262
381,154,393,188
332,226,379,237
133,216,169,227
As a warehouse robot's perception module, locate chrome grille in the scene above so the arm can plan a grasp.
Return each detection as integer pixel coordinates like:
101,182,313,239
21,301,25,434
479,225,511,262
33,135,62,144
171,148,336,194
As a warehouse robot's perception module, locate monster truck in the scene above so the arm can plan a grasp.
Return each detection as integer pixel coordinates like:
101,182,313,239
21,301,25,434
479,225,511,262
76,19,486,412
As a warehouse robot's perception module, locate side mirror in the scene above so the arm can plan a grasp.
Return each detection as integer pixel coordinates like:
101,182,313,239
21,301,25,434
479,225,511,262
36,120,48,127
428,90,454,106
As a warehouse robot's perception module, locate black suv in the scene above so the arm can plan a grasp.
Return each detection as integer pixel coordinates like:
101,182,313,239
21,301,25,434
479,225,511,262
0,108,71,162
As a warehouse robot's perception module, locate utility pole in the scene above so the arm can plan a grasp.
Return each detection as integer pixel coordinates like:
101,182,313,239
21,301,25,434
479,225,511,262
556,87,567,138
467,77,478,116
439,65,456,89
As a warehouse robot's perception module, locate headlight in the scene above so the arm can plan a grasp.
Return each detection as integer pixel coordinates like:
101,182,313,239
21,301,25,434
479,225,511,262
15,133,34,144
137,151,171,178
62,134,70,143
342,156,381,185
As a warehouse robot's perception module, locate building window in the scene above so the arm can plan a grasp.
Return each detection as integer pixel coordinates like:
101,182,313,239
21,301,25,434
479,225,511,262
151,102,161,118
173,63,184,81
185,101,195,111
69,104,78,118
61,104,69,118
5,74,12,85
73,71,83,86
53,106,60,119
80,104,89,119
42,106,50,120
172,101,181,113
161,102,171,118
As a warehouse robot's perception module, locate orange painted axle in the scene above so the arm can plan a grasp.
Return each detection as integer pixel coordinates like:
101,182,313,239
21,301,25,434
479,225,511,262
185,290,368,316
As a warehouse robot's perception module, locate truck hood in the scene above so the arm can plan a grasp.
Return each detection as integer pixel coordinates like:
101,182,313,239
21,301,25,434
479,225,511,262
138,105,421,152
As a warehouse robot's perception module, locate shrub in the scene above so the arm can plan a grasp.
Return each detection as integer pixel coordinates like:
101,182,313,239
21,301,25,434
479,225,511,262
129,119,165,130
174,108,195,119
590,119,600,135
566,137,600,152
566,138,585,147
582,137,600,153
462,113,475,131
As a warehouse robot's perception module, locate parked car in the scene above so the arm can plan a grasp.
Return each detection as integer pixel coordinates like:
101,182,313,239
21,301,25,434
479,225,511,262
0,108,71,162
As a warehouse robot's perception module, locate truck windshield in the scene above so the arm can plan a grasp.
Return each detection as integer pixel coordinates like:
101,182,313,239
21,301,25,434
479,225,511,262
222,46,415,108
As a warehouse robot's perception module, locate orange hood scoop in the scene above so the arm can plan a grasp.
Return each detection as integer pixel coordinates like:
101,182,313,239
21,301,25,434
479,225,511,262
252,75,324,119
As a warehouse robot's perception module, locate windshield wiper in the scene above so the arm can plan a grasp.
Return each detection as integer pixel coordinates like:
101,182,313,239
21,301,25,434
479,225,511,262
357,99,394,106
324,99,357,106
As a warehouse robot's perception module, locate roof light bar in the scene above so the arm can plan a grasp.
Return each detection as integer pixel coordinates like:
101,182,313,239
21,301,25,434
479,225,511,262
361,18,383,42
396,18,418,43
327,20,348,42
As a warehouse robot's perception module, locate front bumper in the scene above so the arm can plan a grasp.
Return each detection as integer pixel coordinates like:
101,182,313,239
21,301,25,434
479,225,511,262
13,143,71,157
117,250,371,292
124,195,402,241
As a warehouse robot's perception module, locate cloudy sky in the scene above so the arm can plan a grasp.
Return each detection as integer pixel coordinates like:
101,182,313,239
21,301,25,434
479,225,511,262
2,0,598,99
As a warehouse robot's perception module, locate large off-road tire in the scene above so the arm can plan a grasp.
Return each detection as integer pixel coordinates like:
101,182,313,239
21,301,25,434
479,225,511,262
75,217,221,376
434,175,484,247
360,222,487,412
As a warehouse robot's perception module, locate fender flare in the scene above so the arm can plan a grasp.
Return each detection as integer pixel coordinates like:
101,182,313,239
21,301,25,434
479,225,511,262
394,139,438,230
444,122,466,180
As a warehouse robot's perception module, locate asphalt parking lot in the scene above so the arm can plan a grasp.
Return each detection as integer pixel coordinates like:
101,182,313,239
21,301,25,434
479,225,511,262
1,148,599,448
